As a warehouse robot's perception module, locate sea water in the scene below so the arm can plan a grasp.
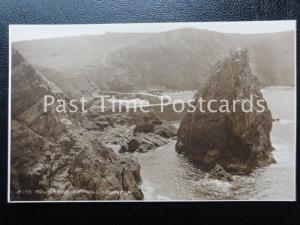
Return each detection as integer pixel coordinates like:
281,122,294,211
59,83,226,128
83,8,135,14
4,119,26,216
134,87,296,201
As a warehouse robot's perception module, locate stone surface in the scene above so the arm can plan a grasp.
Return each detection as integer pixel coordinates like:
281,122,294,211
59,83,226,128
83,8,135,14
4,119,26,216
10,50,143,201
208,164,233,182
134,123,155,134
176,48,275,174
92,110,177,154
153,123,177,138
119,123,177,153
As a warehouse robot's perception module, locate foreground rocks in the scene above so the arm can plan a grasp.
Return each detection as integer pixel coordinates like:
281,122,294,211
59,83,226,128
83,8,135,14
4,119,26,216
176,48,275,174
85,105,177,154
11,50,143,201
121,118,177,153
208,164,233,182
98,114,177,154
119,131,171,153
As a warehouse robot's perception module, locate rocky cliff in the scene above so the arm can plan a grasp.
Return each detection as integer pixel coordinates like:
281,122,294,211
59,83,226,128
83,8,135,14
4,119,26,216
10,50,143,201
13,29,294,97
176,48,275,174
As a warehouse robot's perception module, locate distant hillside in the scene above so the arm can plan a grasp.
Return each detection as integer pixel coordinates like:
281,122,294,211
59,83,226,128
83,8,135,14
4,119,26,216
13,28,294,97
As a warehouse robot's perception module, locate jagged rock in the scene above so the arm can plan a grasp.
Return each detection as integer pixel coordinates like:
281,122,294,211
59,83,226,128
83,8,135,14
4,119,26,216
12,50,67,137
127,138,141,153
95,121,110,129
134,123,155,134
10,50,143,201
153,123,177,138
119,143,129,153
119,132,170,153
95,112,176,154
176,48,275,174
208,164,233,182
132,113,162,135
80,116,99,131
120,159,144,199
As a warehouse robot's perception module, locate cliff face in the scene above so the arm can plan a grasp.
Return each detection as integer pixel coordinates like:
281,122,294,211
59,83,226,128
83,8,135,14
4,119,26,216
13,29,294,97
176,48,275,173
10,50,143,201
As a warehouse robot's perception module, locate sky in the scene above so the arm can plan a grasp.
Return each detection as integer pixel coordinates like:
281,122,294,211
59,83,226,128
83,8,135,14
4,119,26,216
10,20,296,42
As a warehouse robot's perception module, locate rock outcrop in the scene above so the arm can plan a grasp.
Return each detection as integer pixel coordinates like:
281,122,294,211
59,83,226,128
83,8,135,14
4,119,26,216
176,48,275,174
10,50,143,201
119,131,172,153
86,109,177,154
208,164,233,182
123,122,177,153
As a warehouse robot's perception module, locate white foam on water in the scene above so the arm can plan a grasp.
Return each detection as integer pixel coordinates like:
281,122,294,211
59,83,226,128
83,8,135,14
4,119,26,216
141,179,171,200
197,177,233,192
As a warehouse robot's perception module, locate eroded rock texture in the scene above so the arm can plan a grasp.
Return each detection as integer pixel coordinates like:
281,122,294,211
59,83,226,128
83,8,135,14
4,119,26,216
10,50,143,201
176,48,275,174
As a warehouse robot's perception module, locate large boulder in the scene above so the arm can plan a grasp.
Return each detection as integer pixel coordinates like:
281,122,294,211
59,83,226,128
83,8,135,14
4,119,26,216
176,48,275,174
119,132,170,153
153,123,177,138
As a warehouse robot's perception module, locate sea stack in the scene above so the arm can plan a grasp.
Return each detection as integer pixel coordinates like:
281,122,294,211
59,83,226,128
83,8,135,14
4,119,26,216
176,48,275,173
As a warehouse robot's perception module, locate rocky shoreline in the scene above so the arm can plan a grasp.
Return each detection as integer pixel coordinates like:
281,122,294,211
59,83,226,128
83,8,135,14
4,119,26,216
11,48,279,201
176,48,276,175
11,50,147,201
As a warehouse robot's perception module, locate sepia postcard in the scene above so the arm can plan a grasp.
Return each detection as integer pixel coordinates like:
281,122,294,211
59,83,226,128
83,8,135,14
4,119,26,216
8,21,296,202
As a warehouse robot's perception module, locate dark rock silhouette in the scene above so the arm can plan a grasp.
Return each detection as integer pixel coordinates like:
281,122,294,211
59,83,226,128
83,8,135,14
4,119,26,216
176,48,275,174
